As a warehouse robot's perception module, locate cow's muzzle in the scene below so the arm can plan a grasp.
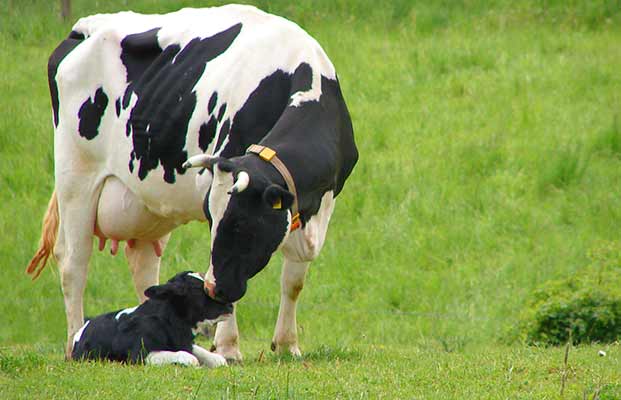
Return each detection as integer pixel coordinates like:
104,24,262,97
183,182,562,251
204,280,216,299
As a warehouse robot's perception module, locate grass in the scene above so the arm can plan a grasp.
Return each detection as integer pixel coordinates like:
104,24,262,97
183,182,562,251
2,0,621,398
2,343,620,399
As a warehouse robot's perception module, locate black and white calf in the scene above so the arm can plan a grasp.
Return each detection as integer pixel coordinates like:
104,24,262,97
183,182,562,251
27,4,358,361
72,271,232,367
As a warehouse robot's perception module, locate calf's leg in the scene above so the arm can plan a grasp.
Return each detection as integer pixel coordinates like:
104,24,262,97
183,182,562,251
145,351,199,367
191,344,227,368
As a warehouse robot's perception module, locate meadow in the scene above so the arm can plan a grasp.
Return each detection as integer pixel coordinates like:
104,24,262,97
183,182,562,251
1,0,621,398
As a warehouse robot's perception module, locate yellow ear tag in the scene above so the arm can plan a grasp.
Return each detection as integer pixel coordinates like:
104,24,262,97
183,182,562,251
272,198,282,209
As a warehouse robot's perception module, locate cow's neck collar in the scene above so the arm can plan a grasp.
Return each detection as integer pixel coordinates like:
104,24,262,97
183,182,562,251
246,144,301,231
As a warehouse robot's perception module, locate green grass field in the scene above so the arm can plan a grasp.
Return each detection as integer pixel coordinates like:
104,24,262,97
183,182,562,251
2,0,621,398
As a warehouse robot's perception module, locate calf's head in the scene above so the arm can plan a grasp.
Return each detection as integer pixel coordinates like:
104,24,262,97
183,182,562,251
144,271,233,326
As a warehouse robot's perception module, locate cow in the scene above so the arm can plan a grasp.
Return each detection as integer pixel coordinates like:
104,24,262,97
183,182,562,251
26,4,358,362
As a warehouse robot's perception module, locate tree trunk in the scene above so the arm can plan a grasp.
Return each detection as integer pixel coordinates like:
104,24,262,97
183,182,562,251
61,0,71,21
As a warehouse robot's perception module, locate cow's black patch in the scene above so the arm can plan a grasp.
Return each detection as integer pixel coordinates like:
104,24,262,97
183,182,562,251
115,98,121,117
220,62,313,158
121,28,163,84
120,28,163,110
208,92,218,114
48,31,85,127
214,119,230,152
198,116,218,152
78,87,109,140
129,151,136,173
124,23,242,183
217,103,227,122
289,62,313,100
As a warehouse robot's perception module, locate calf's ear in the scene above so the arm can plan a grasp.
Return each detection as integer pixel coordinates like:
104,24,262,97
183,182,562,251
263,184,294,210
144,283,187,300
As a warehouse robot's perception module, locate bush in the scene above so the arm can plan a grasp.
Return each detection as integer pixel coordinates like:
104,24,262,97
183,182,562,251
514,241,621,346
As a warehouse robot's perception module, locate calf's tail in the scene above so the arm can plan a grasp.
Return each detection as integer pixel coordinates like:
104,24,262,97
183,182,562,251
26,190,59,280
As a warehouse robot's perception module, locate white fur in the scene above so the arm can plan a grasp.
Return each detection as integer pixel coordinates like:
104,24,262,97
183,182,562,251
72,320,90,345
114,306,138,320
145,351,199,367
187,272,205,282
192,345,227,368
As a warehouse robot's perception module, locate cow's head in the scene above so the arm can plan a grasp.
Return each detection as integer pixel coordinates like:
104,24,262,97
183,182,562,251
184,154,295,303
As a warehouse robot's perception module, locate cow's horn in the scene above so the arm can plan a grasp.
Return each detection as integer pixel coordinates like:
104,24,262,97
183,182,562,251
182,154,218,170
228,171,250,194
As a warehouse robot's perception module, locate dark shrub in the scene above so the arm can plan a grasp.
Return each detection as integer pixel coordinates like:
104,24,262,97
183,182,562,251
515,241,621,346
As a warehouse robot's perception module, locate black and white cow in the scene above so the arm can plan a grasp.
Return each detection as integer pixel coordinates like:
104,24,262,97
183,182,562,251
27,4,358,361
72,271,231,367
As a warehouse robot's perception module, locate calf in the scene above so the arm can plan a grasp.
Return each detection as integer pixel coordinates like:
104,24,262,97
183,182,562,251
72,271,232,367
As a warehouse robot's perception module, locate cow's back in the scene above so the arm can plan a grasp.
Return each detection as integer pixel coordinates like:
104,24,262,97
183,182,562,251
50,5,338,219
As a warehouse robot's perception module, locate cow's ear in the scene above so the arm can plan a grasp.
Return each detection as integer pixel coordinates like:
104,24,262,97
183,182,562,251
144,283,187,300
263,184,294,210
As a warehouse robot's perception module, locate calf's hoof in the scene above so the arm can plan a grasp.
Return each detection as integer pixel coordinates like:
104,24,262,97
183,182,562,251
203,353,227,368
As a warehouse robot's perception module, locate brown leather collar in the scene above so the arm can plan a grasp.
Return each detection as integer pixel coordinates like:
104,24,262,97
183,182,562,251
246,144,301,231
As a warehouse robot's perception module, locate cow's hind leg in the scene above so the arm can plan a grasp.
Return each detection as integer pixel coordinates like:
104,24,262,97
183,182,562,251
55,179,103,358
271,259,309,356
125,234,171,302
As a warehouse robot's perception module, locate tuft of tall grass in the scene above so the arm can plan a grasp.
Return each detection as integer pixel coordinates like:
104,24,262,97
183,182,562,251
592,115,621,158
537,143,590,192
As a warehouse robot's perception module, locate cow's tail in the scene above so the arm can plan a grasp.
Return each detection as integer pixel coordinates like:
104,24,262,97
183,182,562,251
26,190,59,280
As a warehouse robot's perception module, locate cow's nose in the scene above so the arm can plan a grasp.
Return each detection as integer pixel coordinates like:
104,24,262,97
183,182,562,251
204,280,216,299
213,281,246,303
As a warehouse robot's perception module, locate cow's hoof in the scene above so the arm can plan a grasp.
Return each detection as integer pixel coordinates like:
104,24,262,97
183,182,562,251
216,347,243,364
271,341,302,358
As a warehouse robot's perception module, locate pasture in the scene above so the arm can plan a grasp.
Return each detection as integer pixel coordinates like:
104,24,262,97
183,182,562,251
1,0,621,398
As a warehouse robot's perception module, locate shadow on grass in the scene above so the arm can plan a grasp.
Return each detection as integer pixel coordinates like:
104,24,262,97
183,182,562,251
256,345,362,364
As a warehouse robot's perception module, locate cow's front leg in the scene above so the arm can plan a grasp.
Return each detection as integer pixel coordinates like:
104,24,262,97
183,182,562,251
212,305,243,362
272,259,309,357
